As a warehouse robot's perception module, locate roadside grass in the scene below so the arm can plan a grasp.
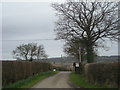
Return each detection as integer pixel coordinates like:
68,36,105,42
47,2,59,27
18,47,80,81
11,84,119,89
3,71,58,88
70,72,116,88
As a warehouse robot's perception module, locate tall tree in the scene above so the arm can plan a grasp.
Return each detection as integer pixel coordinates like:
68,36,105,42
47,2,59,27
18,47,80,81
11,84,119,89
52,1,119,63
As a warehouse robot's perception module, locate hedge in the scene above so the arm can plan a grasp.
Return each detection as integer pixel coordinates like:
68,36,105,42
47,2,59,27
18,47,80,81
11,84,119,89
84,62,120,88
2,61,52,86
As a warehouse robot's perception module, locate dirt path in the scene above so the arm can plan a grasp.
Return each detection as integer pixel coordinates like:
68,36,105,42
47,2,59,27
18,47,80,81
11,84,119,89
32,71,79,88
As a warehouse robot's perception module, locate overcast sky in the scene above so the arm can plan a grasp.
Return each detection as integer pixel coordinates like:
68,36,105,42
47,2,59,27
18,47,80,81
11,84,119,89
2,1,118,60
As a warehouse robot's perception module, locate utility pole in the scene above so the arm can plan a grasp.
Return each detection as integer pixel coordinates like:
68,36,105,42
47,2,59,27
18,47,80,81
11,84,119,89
79,44,81,63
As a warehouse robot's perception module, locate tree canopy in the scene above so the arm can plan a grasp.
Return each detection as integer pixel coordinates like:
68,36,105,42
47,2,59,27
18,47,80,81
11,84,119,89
12,43,48,61
52,0,119,63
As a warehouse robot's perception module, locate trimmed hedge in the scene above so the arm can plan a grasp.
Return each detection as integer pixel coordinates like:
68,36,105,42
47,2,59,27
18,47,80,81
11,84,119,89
56,66,71,71
84,62,120,87
2,61,52,86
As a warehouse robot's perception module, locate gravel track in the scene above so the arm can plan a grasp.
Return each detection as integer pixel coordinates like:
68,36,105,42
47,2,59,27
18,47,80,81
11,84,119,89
32,71,80,88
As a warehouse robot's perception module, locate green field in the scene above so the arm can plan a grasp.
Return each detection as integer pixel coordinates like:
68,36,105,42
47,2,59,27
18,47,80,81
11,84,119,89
3,71,58,88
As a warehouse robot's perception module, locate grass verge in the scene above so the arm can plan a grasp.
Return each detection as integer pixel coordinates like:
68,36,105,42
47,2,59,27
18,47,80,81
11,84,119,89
3,71,58,88
69,72,115,88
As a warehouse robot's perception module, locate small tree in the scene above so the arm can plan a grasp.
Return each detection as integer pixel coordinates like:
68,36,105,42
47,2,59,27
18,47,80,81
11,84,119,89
37,45,48,60
64,37,98,62
12,43,48,61
28,43,38,61
13,44,29,60
64,38,87,62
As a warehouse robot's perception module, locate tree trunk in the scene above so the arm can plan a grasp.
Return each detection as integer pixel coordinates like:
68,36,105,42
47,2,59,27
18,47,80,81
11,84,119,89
30,57,33,61
25,55,28,61
81,54,83,62
86,45,94,63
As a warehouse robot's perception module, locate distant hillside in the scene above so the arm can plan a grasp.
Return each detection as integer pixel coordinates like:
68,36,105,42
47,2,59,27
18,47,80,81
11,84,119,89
33,57,78,63
33,56,119,63
94,56,119,63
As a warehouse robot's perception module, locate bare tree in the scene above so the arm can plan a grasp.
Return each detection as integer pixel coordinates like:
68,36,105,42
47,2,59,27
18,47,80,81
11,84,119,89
12,43,48,61
64,38,87,62
52,0,119,63
64,37,98,62
13,44,29,60
28,43,38,61
37,45,48,60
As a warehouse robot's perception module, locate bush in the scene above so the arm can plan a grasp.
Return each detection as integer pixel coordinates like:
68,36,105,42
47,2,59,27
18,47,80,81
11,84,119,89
2,61,52,86
55,66,70,71
84,62,120,88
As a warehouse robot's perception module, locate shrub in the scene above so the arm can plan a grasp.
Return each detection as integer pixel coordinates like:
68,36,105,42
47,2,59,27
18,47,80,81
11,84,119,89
84,62,120,88
2,61,52,86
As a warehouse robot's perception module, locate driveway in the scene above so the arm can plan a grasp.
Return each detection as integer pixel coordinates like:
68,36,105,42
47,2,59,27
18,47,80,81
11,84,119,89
32,71,80,88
